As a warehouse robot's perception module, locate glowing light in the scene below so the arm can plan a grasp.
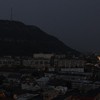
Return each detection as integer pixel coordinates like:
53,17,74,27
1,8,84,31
97,56,100,61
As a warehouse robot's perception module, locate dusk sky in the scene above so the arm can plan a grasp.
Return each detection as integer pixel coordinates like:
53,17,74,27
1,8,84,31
0,0,100,53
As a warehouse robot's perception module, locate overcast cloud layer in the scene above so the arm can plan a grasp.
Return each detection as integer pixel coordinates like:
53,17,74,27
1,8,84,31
0,0,100,53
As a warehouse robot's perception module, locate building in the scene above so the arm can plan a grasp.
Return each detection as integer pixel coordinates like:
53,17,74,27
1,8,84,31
0,53,86,72
32,53,54,70
0,56,21,68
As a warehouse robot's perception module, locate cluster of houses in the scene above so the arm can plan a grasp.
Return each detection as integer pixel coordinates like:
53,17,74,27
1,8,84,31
0,53,99,100
0,53,85,72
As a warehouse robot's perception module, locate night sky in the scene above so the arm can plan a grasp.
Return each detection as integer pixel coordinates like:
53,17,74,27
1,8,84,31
0,0,100,53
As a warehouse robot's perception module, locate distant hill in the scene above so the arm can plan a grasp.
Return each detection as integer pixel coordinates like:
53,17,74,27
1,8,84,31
0,20,80,56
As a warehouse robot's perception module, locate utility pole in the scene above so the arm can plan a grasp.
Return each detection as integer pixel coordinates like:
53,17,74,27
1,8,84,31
10,8,13,21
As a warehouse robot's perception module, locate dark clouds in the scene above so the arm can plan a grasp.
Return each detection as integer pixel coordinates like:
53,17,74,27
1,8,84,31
0,0,100,52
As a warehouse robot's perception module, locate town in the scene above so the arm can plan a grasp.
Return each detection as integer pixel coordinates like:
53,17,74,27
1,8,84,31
0,53,100,100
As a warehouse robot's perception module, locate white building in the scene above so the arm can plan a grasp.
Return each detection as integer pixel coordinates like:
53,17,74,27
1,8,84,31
33,53,54,59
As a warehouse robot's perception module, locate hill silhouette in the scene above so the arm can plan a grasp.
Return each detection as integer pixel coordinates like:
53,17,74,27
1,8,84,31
0,20,80,56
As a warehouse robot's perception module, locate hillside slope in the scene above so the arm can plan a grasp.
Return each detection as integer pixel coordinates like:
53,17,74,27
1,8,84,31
0,20,80,56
